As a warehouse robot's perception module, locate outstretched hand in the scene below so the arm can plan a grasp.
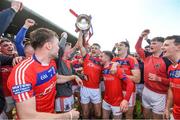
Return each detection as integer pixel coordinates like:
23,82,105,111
74,75,83,86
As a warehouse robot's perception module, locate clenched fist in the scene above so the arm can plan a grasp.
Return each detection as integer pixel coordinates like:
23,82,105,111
24,19,36,28
11,1,23,12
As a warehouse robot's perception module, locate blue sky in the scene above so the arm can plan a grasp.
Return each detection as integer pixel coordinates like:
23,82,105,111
18,0,180,52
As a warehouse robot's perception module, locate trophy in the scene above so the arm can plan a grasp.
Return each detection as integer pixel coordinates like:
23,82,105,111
69,9,93,46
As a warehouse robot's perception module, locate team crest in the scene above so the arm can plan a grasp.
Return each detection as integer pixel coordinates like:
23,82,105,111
154,64,160,69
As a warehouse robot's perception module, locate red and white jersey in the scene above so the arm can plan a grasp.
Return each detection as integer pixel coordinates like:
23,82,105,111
168,61,180,119
83,54,102,89
7,55,57,113
112,55,139,92
0,65,12,97
136,37,171,94
102,64,134,106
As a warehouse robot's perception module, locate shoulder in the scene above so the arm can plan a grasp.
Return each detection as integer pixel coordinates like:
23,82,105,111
127,55,136,60
7,58,36,90
13,57,35,72
112,57,119,62
127,55,138,63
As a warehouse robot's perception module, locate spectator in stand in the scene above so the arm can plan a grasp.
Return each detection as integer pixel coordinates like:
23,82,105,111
0,1,23,36
0,38,17,57
0,38,19,119
111,40,140,119
162,35,180,119
101,51,134,119
7,28,80,119
135,29,172,119
0,38,23,119
15,19,35,57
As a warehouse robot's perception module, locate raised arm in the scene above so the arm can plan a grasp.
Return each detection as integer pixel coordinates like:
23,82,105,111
59,32,68,50
68,41,79,60
135,29,150,61
0,1,22,35
112,43,119,57
77,32,87,57
15,19,35,56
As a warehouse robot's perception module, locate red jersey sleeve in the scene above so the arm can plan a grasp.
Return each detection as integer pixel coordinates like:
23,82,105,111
7,62,35,103
135,37,146,61
116,67,134,101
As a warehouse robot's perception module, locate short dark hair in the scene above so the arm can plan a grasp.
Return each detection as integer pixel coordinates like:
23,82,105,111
103,51,114,61
92,43,101,49
151,37,164,43
165,35,180,45
0,38,12,45
30,28,59,50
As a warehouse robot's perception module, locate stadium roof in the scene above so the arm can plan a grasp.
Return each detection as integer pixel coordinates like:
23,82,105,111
0,0,77,45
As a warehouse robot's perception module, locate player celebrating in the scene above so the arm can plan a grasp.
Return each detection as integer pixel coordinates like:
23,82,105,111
111,40,140,119
135,29,172,119
7,28,80,119
162,35,180,119
101,51,134,119
77,32,102,119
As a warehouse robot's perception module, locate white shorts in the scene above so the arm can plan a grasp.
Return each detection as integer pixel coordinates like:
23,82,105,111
55,95,74,112
136,84,144,97
142,86,166,114
170,113,174,120
5,96,15,112
103,100,122,116
72,85,80,93
80,86,101,104
123,91,136,107
99,81,105,92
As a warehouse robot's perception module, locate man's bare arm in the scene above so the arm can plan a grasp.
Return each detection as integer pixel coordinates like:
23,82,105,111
16,97,79,119
56,74,83,86
128,69,141,83
163,87,173,119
